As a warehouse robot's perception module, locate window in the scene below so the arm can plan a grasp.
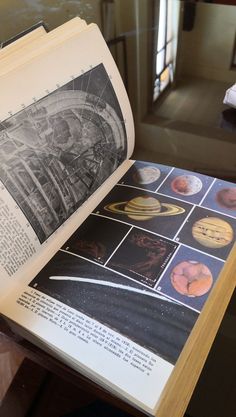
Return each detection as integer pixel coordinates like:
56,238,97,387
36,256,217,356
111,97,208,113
231,32,236,69
153,0,176,101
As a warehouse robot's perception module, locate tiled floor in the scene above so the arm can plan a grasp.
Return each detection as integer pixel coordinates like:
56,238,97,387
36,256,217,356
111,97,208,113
154,76,230,129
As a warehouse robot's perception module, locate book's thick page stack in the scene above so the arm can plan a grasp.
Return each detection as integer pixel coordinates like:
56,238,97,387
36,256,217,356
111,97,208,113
0,18,235,417
0,23,47,75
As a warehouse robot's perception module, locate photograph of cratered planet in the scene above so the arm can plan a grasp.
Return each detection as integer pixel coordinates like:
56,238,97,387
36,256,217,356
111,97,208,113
0,64,127,242
158,167,214,205
118,160,172,192
94,185,193,239
29,250,198,364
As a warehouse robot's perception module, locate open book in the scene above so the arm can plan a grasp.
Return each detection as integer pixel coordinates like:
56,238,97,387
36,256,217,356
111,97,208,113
0,17,235,417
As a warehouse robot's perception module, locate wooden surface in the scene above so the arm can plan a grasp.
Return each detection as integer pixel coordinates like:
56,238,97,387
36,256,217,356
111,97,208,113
0,319,146,417
0,356,145,417
0,358,48,417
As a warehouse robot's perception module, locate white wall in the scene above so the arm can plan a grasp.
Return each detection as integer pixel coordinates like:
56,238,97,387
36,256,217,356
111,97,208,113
115,0,151,119
178,2,236,83
114,1,236,169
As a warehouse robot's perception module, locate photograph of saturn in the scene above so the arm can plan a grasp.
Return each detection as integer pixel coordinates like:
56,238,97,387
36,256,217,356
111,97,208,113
29,160,236,366
94,185,192,239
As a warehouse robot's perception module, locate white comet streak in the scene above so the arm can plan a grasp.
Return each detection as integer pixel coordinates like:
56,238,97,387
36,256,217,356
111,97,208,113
49,276,179,305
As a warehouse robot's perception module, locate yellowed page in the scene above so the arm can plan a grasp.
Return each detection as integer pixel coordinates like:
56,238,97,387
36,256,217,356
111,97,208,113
0,25,46,59
0,17,87,76
0,22,134,296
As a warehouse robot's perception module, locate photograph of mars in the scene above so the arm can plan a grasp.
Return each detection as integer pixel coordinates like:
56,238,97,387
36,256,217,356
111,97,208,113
201,179,236,217
94,185,192,239
118,160,172,191
107,228,178,287
0,64,127,242
176,206,236,260
158,167,214,204
156,246,224,311
62,214,131,264
29,250,198,364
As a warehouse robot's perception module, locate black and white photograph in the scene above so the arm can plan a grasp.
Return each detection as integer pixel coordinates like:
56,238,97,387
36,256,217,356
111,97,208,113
0,64,127,242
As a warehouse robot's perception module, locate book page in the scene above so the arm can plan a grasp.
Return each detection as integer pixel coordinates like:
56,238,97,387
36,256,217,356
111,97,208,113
0,25,46,58
0,23,134,295
2,161,235,412
0,17,87,76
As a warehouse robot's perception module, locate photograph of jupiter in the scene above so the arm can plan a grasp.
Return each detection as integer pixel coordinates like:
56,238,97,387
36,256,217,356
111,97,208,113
176,206,236,260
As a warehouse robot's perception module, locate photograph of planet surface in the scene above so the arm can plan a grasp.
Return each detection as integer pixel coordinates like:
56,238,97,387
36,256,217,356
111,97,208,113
133,166,161,184
94,185,192,238
155,246,224,311
176,206,236,260
171,175,202,196
170,261,213,297
158,168,214,204
107,227,178,288
118,160,172,191
201,179,236,217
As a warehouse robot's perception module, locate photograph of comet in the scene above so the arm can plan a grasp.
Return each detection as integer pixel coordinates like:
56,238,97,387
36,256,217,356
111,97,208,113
108,228,178,287
94,185,192,239
156,246,224,311
201,179,236,217
158,168,214,204
118,160,172,191
176,206,236,260
29,250,198,364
